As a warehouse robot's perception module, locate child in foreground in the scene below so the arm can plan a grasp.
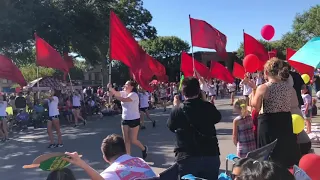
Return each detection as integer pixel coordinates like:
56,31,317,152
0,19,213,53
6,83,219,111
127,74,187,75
232,99,256,158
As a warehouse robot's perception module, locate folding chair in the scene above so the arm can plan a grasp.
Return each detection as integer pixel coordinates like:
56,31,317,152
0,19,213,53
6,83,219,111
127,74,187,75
218,139,278,180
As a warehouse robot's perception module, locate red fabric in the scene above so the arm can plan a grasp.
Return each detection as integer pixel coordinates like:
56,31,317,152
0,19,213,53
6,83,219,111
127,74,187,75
0,55,27,87
130,67,153,92
244,33,269,70
251,109,258,141
233,62,245,79
181,52,210,78
147,54,167,82
110,11,155,91
35,34,68,72
209,61,234,83
190,17,228,59
110,11,145,68
268,49,277,58
287,48,314,80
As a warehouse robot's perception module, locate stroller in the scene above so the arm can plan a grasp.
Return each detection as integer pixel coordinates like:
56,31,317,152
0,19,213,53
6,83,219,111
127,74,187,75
15,109,30,131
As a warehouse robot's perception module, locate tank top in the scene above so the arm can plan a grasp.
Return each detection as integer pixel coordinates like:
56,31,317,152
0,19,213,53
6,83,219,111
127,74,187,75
263,82,291,113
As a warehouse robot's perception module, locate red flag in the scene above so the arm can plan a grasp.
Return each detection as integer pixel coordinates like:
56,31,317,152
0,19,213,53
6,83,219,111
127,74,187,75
268,49,277,58
110,11,145,68
233,62,245,79
287,48,314,80
130,68,153,92
147,54,166,81
244,33,269,70
35,34,68,72
181,52,210,78
0,55,27,87
190,17,228,59
210,61,234,83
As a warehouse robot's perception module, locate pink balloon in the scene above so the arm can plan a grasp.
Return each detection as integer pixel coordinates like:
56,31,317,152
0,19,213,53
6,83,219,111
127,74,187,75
261,25,275,41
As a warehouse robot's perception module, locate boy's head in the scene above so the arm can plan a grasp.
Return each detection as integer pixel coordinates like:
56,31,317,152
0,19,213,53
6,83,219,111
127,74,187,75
301,85,308,94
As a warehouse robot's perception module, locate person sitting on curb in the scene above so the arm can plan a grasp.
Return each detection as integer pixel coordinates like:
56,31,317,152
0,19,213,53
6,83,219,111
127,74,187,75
65,134,157,180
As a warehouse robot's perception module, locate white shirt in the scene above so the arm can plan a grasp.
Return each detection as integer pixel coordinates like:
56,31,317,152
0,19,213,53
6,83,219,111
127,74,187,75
72,95,81,106
139,92,149,108
0,101,7,116
227,83,236,92
208,84,216,96
241,82,252,96
48,96,59,116
120,91,140,120
200,83,209,93
100,154,157,180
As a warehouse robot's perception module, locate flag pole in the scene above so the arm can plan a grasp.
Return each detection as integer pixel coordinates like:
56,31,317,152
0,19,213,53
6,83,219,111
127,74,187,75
108,11,113,104
37,67,40,99
189,14,195,72
68,73,74,92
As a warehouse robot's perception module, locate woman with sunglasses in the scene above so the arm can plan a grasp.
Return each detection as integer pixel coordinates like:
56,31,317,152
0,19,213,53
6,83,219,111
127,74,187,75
107,81,148,159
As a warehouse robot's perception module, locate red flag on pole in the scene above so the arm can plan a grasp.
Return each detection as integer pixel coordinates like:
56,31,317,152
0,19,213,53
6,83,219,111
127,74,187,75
287,48,314,80
110,11,145,68
63,53,75,81
210,61,234,83
244,32,269,70
181,52,210,78
147,54,166,81
35,34,68,72
190,17,228,59
0,55,27,87
233,62,245,79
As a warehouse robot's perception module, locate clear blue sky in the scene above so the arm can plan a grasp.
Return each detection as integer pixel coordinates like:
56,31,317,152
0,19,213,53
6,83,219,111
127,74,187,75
143,0,319,52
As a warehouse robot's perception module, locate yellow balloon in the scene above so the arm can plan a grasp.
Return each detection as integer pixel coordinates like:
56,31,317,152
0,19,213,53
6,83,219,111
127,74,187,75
301,74,310,84
292,114,305,134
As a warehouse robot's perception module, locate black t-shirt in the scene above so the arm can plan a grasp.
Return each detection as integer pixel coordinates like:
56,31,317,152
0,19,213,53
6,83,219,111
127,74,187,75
15,96,26,109
167,98,221,161
290,71,304,106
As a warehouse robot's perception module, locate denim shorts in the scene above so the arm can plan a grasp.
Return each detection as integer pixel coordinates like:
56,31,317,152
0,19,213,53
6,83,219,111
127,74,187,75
303,109,312,119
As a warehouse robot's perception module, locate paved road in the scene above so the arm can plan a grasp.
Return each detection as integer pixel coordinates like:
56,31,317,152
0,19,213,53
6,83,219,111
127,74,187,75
0,98,319,180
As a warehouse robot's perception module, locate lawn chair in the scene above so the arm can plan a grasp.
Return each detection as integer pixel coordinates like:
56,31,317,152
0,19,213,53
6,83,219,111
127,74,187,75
218,139,278,180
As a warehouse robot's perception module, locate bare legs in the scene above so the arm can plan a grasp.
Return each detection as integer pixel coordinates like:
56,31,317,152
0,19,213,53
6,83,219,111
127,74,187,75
121,125,145,155
47,118,63,146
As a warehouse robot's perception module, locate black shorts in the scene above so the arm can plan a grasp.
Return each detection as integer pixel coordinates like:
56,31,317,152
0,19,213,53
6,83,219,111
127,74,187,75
160,97,167,101
48,115,59,121
140,107,148,112
244,95,249,98
121,119,140,128
73,106,81,109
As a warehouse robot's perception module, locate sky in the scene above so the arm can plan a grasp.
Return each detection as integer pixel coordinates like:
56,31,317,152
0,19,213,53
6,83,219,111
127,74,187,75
143,0,320,52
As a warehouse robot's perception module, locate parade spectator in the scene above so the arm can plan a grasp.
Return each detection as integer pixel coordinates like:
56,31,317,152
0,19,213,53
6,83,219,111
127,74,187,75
15,92,26,111
232,99,256,158
99,134,156,179
302,85,312,134
251,58,300,168
167,77,221,179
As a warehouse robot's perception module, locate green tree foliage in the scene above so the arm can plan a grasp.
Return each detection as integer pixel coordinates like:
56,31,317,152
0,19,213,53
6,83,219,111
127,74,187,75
237,5,320,60
0,0,156,65
139,36,190,81
19,64,56,82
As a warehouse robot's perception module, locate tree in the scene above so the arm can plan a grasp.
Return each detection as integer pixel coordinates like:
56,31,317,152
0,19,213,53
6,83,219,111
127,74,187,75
19,64,56,82
139,36,190,81
236,5,320,60
0,0,157,65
